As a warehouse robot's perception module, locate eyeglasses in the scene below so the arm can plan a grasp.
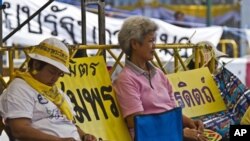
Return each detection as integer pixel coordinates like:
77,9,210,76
47,68,64,77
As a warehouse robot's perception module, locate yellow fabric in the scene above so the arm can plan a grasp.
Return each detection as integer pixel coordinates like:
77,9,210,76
15,71,74,121
30,43,69,66
241,107,250,125
117,3,240,18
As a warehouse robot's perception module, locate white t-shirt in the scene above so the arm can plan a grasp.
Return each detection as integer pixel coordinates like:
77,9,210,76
0,78,81,141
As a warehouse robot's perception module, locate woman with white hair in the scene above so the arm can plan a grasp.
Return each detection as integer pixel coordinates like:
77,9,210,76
113,16,207,141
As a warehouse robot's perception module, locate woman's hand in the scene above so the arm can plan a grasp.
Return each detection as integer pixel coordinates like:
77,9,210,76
193,120,204,132
183,128,207,141
82,134,97,141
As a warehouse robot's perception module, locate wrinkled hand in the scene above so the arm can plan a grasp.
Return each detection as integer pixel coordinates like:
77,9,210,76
183,128,208,141
193,120,204,132
83,134,97,141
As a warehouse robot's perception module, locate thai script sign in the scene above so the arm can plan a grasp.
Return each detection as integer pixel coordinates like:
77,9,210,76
4,0,222,50
168,67,226,118
57,56,132,141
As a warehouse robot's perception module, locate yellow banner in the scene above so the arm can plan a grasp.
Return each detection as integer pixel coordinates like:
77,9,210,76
57,56,131,141
167,67,226,118
117,2,239,18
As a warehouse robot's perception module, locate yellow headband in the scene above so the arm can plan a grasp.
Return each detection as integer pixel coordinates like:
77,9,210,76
31,43,69,66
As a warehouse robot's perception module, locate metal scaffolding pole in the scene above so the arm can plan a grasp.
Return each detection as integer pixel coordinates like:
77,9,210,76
206,0,212,26
0,4,4,75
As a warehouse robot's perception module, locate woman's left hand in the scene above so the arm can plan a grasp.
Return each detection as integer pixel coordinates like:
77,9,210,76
193,120,204,132
183,128,208,141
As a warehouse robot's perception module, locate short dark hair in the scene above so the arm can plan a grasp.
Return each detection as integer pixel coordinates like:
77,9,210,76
174,11,184,19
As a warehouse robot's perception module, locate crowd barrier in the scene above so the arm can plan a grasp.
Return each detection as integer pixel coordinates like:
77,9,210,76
0,43,221,85
219,39,238,58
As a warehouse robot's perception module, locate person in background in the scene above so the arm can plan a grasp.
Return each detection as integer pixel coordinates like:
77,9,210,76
186,41,228,74
113,16,207,141
0,37,97,141
174,11,185,21
173,11,191,28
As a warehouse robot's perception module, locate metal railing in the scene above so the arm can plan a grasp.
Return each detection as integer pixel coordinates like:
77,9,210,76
219,39,238,58
0,43,216,91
